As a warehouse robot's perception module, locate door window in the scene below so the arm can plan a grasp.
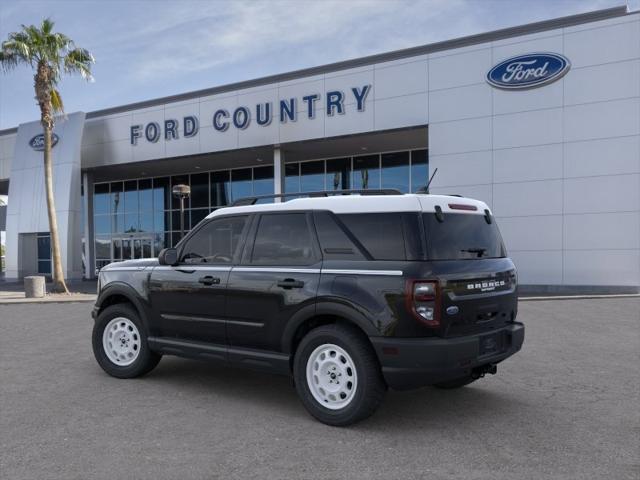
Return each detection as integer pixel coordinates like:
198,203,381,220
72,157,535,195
251,213,315,265
180,216,247,264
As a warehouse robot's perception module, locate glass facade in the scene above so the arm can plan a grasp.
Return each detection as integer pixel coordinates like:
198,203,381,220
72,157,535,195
286,149,428,193
92,149,427,271
93,165,274,271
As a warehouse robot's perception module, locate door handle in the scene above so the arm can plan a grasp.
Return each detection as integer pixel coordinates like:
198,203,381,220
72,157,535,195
198,275,221,286
277,278,305,289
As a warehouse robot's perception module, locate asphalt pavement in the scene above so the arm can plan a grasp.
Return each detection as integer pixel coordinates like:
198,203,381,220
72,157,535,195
0,298,638,479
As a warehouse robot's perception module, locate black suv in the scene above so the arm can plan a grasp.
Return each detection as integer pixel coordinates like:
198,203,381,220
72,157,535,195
92,191,524,426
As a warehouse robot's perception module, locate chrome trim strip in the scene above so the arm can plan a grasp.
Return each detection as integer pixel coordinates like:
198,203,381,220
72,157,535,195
232,267,321,274
161,314,263,328
154,265,232,272
101,267,147,271
321,269,403,276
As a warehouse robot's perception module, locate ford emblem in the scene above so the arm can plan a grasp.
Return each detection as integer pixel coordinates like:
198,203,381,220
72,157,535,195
487,53,570,90
446,306,459,316
29,133,59,151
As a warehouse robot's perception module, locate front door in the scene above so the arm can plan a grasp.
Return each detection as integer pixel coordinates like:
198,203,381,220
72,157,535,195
148,215,250,346
113,236,154,262
226,212,322,353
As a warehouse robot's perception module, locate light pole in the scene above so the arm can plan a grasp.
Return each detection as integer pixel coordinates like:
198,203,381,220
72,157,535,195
172,184,191,240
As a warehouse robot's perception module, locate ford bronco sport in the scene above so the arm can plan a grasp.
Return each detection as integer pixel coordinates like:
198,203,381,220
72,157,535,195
92,190,524,426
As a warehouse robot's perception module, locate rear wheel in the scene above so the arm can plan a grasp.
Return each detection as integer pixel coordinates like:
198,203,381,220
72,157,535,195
433,375,477,389
293,324,386,426
92,304,161,378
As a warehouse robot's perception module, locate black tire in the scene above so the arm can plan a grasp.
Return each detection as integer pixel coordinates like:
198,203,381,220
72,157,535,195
92,303,161,379
293,324,386,426
433,376,477,389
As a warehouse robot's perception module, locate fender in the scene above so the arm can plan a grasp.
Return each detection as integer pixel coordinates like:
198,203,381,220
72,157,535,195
95,282,152,331
280,298,379,354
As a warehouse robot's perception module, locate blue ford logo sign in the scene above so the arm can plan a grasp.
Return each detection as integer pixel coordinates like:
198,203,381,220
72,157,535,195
29,133,59,151
487,53,570,90
446,306,459,316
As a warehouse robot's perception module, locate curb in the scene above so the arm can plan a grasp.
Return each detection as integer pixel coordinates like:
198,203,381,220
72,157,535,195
0,296,96,305
519,294,640,302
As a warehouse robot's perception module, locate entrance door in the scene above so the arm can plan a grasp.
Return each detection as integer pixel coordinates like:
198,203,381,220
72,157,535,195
112,236,154,262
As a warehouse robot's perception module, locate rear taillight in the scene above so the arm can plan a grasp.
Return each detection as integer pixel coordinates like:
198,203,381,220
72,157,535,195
406,280,440,327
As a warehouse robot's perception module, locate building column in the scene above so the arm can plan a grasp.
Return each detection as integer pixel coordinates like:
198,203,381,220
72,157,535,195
82,171,95,279
273,146,285,202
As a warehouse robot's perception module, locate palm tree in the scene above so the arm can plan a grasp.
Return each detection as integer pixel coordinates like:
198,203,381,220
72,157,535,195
0,19,94,293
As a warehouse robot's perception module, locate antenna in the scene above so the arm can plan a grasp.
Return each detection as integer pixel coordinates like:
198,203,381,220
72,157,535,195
425,167,438,193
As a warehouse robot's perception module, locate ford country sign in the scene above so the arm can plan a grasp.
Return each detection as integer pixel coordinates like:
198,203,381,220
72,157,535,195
487,53,570,90
29,133,59,151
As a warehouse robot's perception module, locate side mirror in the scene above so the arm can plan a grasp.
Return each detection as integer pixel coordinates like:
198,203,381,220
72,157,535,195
158,248,178,266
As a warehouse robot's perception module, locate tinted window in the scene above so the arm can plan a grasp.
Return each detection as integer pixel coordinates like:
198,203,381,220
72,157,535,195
252,213,315,265
337,213,406,260
181,216,247,264
313,211,366,260
423,213,505,260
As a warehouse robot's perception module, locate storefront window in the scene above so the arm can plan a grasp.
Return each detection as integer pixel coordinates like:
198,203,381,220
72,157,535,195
153,177,171,211
353,155,380,190
211,171,231,207
410,149,429,192
253,166,274,197
326,158,350,191
94,183,110,214
231,168,252,201
381,151,410,193
301,161,325,192
37,232,51,275
139,178,153,211
190,173,209,208
285,163,300,193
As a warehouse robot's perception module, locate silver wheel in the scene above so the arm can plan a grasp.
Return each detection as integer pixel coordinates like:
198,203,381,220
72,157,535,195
102,317,141,367
306,343,358,410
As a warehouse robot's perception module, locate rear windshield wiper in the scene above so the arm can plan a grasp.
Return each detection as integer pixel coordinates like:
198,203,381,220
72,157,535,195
460,248,487,258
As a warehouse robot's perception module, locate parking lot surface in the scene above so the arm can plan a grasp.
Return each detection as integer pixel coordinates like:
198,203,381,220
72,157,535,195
1,298,638,479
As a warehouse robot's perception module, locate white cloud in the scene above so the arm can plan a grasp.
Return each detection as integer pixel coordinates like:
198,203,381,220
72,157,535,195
0,0,626,129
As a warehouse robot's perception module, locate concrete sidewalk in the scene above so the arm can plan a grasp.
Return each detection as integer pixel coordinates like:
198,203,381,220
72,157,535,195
0,279,97,304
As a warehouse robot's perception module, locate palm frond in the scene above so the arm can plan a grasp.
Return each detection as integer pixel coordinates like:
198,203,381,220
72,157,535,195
50,88,64,114
0,50,19,70
64,47,94,81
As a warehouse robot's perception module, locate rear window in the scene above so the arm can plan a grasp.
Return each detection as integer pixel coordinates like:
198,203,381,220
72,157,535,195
423,213,506,260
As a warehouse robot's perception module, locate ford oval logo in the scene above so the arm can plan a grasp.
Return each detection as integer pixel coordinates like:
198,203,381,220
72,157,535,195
487,53,570,90
29,133,59,151
446,306,459,316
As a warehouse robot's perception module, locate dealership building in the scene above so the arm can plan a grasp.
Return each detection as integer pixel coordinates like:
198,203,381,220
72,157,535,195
0,6,638,292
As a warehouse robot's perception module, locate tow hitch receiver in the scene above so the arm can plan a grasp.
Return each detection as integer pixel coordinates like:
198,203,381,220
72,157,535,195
471,363,497,379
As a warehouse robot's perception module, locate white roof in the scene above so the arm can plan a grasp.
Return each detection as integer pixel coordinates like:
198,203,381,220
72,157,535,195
206,194,491,218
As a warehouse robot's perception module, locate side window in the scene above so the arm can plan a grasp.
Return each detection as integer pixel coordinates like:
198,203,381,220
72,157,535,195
181,216,247,264
337,213,407,261
251,213,315,265
313,211,366,260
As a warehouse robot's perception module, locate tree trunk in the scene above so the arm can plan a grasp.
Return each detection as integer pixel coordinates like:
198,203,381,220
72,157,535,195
36,63,68,294
43,124,68,293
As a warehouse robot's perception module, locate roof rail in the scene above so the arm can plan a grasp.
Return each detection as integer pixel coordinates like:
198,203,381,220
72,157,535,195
230,189,403,206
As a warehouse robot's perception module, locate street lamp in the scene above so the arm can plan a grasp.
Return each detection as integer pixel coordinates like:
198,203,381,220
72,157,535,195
172,184,191,239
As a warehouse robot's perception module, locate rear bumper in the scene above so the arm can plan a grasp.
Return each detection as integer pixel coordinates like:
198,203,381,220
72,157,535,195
370,323,524,390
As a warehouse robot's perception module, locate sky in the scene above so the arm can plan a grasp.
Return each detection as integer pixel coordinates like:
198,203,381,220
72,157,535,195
0,0,636,130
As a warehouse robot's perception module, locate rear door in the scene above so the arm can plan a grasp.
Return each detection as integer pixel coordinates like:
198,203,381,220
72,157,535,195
148,214,249,345
225,211,322,352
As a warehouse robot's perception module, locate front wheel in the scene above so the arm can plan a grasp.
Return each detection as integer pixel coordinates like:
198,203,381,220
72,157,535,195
92,304,161,378
293,324,386,426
